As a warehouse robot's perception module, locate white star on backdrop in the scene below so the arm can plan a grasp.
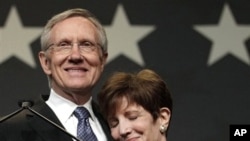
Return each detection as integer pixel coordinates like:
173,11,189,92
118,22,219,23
0,6,42,68
105,4,155,66
194,4,250,66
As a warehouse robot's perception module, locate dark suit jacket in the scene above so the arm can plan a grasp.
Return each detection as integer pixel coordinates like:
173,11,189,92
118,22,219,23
0,95,113,141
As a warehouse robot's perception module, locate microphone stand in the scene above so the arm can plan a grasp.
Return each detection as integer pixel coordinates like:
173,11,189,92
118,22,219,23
0,100,33,123
0,101,81,141
0,108,23,123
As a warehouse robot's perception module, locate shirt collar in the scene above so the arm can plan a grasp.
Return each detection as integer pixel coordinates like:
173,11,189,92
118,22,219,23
46,89,96,124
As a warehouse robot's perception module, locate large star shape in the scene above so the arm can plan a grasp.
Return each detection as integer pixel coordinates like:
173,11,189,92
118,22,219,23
194,4,250,66
0,6,42,68
105,4,155,66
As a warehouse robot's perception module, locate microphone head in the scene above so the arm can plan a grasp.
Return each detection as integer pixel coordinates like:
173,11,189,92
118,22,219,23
18,100,34,108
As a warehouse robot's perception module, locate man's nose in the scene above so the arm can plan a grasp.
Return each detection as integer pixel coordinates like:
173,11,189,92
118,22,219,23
68,43,83,63
70,43,82,55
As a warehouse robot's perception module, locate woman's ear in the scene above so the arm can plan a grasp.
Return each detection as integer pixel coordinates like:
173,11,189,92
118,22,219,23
38,51,51,75
159,107,171,132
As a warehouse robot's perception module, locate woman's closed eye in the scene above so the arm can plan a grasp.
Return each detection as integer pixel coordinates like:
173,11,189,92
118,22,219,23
108,118,119,128
126,111,140,121
127,114,138,121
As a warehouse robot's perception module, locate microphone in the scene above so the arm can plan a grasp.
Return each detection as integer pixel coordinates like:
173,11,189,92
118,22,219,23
0,100,81,141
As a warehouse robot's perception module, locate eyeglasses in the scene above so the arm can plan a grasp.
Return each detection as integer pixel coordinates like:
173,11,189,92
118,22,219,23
46,41,99,54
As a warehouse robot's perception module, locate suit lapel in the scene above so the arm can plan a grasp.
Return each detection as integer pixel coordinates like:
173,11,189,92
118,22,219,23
25,96,113,141
92,101,114,141
26,96,75,141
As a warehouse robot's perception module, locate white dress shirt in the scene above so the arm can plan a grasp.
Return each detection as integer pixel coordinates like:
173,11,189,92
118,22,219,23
46,89,107,141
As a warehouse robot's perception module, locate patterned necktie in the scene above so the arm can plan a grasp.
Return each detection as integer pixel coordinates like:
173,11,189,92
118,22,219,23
74,107,98,141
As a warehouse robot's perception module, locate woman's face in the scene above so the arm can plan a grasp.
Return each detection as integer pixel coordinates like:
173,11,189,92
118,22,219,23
108,97,168,141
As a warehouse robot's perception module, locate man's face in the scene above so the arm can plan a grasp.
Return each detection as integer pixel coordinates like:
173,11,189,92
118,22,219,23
39,16,107,95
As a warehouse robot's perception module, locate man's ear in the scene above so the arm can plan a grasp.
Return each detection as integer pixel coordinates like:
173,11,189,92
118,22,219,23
100,52,108,71
38,51,51,75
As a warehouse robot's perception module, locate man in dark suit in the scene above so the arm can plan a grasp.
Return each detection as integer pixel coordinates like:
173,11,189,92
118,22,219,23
0,8,113,141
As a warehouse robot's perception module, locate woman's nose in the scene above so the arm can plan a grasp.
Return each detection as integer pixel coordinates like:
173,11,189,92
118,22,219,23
119,122,132,138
